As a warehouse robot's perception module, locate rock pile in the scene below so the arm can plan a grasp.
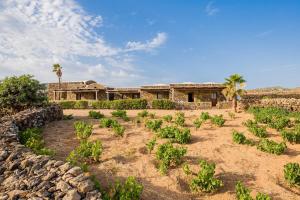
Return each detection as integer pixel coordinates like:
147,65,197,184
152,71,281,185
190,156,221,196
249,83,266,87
0,104,102,200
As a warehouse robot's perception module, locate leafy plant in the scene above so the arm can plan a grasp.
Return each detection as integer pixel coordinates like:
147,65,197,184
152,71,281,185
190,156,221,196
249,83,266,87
163,115,173,122
175,128,191,144
189,160,223,193
284,162,300,186
89,110,104,119
146,138,157,153
193,118,203,129
243,120,267,138
257,139,286,155
74,121,93,140
268,116,290,131
99,118,117,128
200,112,211,121
137,110,149,118
256,193,272,200
156,142,187,174
112,124,125,137
232,130,247,144
174,112,185,127
145,119,163,132
111,110,128,121
235,181,271,200
281,129,300,144
210,115,226,127
152,99,175,109
158,126,191,144
74,100,89,109
182,163,192,175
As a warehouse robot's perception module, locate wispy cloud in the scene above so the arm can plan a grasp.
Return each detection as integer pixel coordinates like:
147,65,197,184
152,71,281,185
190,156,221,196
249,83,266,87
256,30,273,38
0,0,166,86
205,1,220,16
125,32,167,52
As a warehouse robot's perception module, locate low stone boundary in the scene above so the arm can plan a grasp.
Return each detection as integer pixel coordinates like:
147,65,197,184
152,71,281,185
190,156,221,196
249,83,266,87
0,104,102,200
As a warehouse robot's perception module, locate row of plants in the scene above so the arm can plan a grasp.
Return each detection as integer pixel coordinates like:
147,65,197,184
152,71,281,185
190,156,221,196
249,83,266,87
243,120,267,138
158,126,191,144
151,99,175,109
111,109,130,121
281,124,300,144
99,118,125,137
193,112,226,129
235,181,271,200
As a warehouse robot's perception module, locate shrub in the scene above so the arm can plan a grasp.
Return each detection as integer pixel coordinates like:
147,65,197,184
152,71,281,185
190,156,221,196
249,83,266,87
175,128,191,144
74,100,88,109
152,99,175,109
182,163,192,175
106,176,143,200
257,139,286,155
232,130,247,144
91,99,147,110
281,129,300,144
0,75,47,112
235,181,271,200
243,120,267,138
111,109,129,121
284,162,300,186
156,143,187,174
268,116,290,131
112,124,125,137
19,128,55,156
145,119,163,132
200,112,211,121
67,140,103,166
91,100,111,109
137,110,149,118
211,115,225,127
174,112,185,127
189,160,223,193
59,101,76,109
63,114,74,120
99,118,117,128
163,115,173,122
88,110,104,119
158,126,179,138
193,118,203,129
146,138,157,153
74,121,93,140
158,126,191,144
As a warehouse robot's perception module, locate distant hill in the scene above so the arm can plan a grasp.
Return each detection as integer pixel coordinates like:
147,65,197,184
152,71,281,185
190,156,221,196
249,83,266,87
247,86,300,94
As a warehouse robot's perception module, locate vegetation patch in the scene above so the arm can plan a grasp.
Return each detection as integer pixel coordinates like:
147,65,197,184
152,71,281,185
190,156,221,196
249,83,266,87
158,126,191,144
163,115,173,122
257,139,286,155
280,125,300,144
284,162,300,187
151,99,175,109
137,110,149,118
74,121,93,140
92,99,147,110
235,181,271,200
145,119,163,132
232,130,254,146
174,112,185,127
111,110,130,121
210,115,226,127
243,120,267,138
89,110,105,119
146,138,157,153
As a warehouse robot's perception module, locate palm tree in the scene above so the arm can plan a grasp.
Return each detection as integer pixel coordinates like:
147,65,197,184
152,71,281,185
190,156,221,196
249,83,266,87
52,64,62,89
222,74,246,112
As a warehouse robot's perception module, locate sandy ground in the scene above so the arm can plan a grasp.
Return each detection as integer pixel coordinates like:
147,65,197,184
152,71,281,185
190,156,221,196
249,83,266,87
43,109,300,200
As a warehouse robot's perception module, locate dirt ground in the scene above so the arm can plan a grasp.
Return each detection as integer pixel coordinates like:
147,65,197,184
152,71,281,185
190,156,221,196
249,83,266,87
42,109,300,200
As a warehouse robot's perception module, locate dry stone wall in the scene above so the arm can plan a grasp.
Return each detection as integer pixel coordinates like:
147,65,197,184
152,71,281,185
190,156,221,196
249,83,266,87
0,104,102,200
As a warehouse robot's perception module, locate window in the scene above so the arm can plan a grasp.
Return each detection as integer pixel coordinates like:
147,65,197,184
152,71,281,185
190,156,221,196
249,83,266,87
76,93,81,100
157,93,163,99
108,93,114,101
211,93,217,99
61,92,67,100
188,93,194,102
132,94,140,99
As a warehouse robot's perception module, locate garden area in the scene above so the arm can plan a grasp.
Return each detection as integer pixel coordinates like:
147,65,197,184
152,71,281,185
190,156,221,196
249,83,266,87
40,108,300,200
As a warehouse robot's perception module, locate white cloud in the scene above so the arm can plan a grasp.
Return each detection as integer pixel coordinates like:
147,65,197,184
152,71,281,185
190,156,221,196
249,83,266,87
205,1,219,16
125,32,167,52
0,0,166,86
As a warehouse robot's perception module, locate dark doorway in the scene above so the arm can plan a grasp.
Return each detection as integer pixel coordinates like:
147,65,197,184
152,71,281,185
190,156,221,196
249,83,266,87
76,93,81,100
211,93,217,106
108,93,114,101
188,92,194,102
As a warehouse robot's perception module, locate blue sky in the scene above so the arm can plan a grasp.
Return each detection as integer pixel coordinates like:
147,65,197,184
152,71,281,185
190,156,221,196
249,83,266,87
0,0,300,88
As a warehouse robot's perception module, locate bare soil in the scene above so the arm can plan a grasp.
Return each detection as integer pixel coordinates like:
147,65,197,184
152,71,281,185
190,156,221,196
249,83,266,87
43,109,300,200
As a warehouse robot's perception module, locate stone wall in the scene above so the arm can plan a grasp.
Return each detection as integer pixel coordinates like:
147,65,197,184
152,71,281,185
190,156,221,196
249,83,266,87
0,105,102,200
241,93,300,111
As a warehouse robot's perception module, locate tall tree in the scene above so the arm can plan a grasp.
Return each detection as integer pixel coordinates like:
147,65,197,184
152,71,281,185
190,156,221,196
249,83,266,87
52,64,62,89
222,74,246,112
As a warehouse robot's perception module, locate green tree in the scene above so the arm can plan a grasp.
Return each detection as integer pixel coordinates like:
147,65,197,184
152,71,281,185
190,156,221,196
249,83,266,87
223,74,246,112
52,64,62,88
0,75,47,112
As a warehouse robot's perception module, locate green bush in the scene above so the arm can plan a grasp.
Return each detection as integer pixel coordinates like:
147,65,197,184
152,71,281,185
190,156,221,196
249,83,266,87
156,142,187,174
74,121,93,140
268,116,290,131
174,112,185,127
284,162,300,186
0,75,47,112
59,101,76,109
232,130,247,144
19,128,55,156
88,110,104,119
193,118,203,129
281,129,300,144
74,100,89,109
243,120,267,138
99,118,117,128
257,139,286,155
200,112,211,121
146,138,157,153
112,123,125,137
91,100,111,109
92,99,147,110
189,160,223,193
211,115,225,127
111,110,128,119
175,128,191,144
163,115,173,122
158,126,191,144
137,110,149,118
152,99,175,109
182,163,192,175
145,119,163,132
235,181,271,200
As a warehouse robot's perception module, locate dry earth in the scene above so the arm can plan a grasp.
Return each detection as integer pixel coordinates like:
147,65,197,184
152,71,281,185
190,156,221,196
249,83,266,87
42,109,300,200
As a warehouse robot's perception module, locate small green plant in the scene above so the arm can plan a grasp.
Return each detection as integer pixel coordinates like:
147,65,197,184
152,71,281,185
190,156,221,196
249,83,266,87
182,163,192,175
268,116,290,131
163,115,173,122
137,110,149,118
152,99,175,109
228,112,236,119
193,118,203,129
175,128,191,144
99,118,117,128
88,110,104,119
74,121,93,140
174,112,185,127
210,115,226,127
111,109,129,121
112,124,125,137
19,128,55,156
145,119,163,132
232,130,255,146
243,120,267,138
158,126,191,144
146,138,157,153
284,162,300,186
200,112,210,121
235,181,271,200
63,114,74,120
156,142,187,174
257,139,286,155
189,160,223,193
281,125,300,144
149,112,156,119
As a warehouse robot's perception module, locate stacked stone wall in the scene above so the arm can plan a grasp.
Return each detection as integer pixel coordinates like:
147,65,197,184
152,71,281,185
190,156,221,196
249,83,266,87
0,104,102,200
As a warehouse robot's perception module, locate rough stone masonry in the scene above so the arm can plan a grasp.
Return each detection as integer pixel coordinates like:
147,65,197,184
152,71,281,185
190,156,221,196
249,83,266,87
0,104,102,200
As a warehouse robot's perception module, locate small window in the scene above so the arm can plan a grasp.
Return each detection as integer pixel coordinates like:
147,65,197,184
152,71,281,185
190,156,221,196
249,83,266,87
76,93,81,100
188,93,194,102
132,94,139,99
157,93,164,99
211,93,217,99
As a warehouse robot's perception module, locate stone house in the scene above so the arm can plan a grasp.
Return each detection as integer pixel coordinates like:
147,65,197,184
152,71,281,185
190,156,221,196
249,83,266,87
106,88,140,100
